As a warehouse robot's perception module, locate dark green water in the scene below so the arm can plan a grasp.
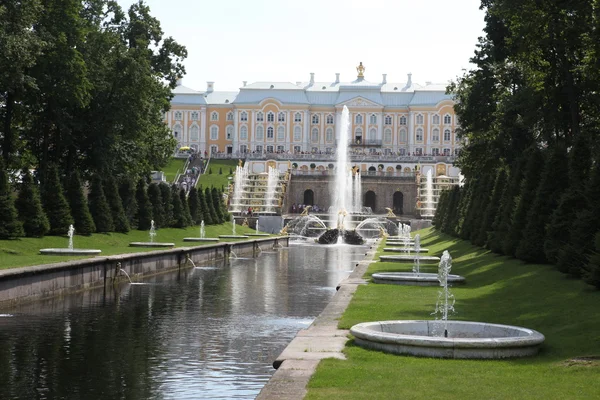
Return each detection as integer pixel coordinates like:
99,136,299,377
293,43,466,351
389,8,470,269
0,243,366,399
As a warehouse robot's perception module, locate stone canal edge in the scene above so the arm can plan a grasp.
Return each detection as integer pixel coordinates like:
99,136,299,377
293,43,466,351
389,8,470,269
256,241,379,400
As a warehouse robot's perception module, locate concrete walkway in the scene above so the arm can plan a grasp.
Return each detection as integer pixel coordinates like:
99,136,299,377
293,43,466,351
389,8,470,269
256,242,379,400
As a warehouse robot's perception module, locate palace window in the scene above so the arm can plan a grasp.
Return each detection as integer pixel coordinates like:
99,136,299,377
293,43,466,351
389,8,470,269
226,126,233,140
256,112,264,122
432,148,440,156
416,114,424,125
240,126,248,140
240,111,248,121
355,114,363,124
256,126,264,140
173,124,182,139
256,145,263,152
267,126,274,139
190,125,199,142
210,126,218,140
211,145,218,154
294,146,301,153
211,112,219,121
415,148,423,156
444,129,451,141
384,128,392,143
277,145,285,152
454,148,461,155
416,128,423,141
240,144,247,153
191,111,199,121
444,114,452,124
399,148,406,156
312,114,319,124
432,128,440,142
384,115,392,125
326,114,334,124
267,145,274,153
226,112,233,121
369,114,377,124
432,114,440,125
267,112,274,122
311,128,319,142
368,128,377,141
294,126,302,141
399,128,407,142
399,115,407,125
326,127,333,142
444,148,451,156
277,126,285,140
174,111,182,120
278,112,285,122
294,112,302,122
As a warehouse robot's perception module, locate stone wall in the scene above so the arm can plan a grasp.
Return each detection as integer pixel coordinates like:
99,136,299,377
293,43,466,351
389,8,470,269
286,175,418,215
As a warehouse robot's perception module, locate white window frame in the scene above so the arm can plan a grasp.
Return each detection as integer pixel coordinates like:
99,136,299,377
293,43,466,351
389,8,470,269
444,114,452,125
399,115,407,125
277,126,285,140
416,114,424,125
278,112,285,122
312,114,319,124
416,128,423,142
444,129,451,141
399,128,407,142
240,111,248,122
173,124,182,139
226,126,233,140
256,145,263,152
384,115,392,125
326,127,333,142
191,111,199,121
240,125,248,140
226,112,233,121
311,127,319,142
432,114,440,125
384,128,392,143
174,111,182,120
432,128,440,142
267,126,274,140
210,125,218,140
266,145,274,153
256,112,264,122
256,126,264,141
355,114,363,124
369,114,377,124
326,114,334,124
267,112,274,122
190,125,199,142
294,112,302,122
294,126,302,141
211,111,219,121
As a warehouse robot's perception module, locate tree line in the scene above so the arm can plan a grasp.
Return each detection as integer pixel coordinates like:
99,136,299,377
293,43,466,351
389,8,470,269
434,1,600,288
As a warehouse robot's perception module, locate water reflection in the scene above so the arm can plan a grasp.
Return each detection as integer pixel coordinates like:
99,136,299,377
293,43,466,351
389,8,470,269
0,244,365,399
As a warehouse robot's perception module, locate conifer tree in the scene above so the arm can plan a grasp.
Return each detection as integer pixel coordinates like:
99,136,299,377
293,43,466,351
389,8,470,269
134,179,153,230
516,144,569,263
88,175,114,233
0,158,24,239
544,133,592,264
211,187,224,223
187,187,200,224
205,187,218,224
469,174,494,245
179,188,192,225
16,168,49,237
147,183,165,228
170,184,186,228
65,170,95,235
119,178,138,228
218,189,231,222
432,189,448,228
104,177,129,233
475,169,507,247
198,186,213,225
455,181,473,238
583,232,600,288
159,182,173,227
42,164,74,235
441,186,461,235
503,148,544,257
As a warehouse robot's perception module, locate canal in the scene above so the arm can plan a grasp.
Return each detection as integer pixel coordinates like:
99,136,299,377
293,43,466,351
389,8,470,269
0,243,367,399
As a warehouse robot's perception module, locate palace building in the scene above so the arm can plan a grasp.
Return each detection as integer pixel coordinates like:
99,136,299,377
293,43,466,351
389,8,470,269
167,64,462,217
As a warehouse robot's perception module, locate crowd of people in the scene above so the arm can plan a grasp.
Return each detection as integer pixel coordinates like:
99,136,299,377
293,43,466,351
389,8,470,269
290,203,324,214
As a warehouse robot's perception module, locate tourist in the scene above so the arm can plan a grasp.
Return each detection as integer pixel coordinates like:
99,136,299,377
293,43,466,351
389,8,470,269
292,203,296,213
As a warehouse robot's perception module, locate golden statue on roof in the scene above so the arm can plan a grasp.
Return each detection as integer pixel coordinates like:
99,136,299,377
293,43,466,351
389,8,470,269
356,62,365,78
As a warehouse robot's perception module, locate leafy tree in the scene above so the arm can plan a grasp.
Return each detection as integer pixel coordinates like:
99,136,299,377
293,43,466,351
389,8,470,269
159,182,173,227
88,175,114,233
103,176,129,233
0,158,24,238
41,164,73,235
147,183,165,228
187,187,200,224
15,168,49,237
170,184,186,228
65,170,95,235
134,179,153,230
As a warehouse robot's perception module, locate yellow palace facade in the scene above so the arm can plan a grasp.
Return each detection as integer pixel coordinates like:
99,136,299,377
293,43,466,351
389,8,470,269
166,65,462,160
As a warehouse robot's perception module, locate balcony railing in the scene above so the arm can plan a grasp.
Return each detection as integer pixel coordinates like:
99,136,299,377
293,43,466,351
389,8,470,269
291,169,416,178
213,152,456,164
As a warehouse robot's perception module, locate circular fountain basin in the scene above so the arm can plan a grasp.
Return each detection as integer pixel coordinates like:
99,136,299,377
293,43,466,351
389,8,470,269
39,248,101,255
218,235,250,239
386,240,415,244
379,255,440,263
372,272,465,286
129,242,175,248
350,320,545,359
246,233,270,237
183,238,220,242
383,247,429,253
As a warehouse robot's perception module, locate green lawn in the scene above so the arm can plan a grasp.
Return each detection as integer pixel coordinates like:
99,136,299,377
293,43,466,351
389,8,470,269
161,158,187,182
0,223,268,270
306,228,600,400
197,159,238,190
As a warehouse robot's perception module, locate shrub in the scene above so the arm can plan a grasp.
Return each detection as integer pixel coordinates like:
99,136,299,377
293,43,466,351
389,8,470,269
16,168,49,237
310,163,316,169
219,167,223,175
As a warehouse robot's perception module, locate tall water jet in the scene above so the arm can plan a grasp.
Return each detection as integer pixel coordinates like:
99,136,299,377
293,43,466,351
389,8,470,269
330,105,353,229
265,166,279,212
200,220,205,238
67,224,74,250
412,234,421,274
421,169,435,218
432,250,455,337
149,220,157,243
231,165,249,213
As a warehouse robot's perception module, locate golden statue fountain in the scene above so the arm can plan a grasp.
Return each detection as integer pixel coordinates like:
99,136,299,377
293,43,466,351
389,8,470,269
385,207,397,218
356,62,365,79
300,205,312,216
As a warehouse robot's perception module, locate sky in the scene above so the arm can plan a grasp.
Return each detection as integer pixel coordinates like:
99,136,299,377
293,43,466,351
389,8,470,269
116,0,486,91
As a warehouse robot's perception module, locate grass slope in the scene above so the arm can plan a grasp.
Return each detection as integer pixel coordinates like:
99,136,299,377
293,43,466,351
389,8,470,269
0,223,267,270
197,159,237,190
161,158,187,182
306,228,600,400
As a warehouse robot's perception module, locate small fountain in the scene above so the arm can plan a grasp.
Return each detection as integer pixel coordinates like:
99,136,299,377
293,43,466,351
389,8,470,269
379,233,440,264
219,216,249,239
129,220,175,248
247,219,270,237
118,267,148,285
353,250,545,359
383,229,428,254
420,169,435,219
184,220,220,242
385,224,413,246
265,166,279,213
40,224,102,255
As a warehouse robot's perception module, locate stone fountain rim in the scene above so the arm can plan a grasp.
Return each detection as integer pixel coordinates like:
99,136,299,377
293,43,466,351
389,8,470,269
350,320,545,349
39,248,102,255
372,272,465,283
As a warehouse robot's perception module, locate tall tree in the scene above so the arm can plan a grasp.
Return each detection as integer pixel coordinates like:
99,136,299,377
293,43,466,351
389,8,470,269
15,167,49,237
170,184,186,228
0,158,24,238
179,189,192,226
187,187,200,225
147,183,165,228
88,175,114,233
104,176,129,233
41,164,73,235
158,182,173,227
198,187,213,225
134,179,153,230
65,170,95,235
